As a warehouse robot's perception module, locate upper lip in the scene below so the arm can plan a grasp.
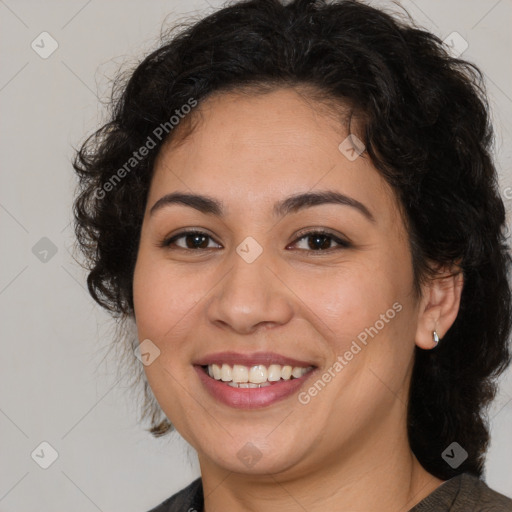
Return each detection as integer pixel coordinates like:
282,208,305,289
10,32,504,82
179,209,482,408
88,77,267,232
193,351,317,368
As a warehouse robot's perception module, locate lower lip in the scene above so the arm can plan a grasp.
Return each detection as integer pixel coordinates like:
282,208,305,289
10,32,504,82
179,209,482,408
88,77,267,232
194,366,316,409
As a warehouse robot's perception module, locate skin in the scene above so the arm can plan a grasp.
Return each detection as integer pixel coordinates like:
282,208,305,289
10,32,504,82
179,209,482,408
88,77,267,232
132,87,463,512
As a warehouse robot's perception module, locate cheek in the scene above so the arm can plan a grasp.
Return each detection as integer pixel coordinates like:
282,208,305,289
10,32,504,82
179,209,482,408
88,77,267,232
132,250,198,341
132,251,200,429
294,264,402,342
299,255,414,386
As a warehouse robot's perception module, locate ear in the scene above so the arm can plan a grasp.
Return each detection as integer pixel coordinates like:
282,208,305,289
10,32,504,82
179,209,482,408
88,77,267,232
415,265,464,350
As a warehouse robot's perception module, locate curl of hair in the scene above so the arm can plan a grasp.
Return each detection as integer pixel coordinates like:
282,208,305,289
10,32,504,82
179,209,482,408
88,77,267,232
73,0,512,480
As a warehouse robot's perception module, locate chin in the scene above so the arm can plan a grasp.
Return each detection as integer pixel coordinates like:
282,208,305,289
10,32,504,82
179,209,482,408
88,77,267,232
196,431,309,476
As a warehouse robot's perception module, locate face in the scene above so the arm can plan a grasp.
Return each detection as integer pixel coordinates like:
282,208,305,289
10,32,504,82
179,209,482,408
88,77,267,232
133,88,422,478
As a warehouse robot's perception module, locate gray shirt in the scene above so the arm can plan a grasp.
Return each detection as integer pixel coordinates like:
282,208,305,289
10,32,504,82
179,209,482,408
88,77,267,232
147,472,512,511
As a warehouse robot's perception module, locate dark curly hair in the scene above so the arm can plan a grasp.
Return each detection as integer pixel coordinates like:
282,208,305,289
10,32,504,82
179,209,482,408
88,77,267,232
73,0,512,481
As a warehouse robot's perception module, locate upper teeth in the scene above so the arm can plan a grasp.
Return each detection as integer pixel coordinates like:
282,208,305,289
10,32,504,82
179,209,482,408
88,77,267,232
207,363,312,384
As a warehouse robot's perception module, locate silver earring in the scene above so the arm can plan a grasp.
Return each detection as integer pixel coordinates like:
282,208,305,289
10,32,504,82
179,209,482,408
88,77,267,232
433,330,440,347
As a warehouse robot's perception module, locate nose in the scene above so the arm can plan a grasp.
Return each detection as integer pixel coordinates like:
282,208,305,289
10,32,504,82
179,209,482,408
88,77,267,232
206,247,294,335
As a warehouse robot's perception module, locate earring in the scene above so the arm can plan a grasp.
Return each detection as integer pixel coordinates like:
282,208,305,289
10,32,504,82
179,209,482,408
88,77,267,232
433,330,440,347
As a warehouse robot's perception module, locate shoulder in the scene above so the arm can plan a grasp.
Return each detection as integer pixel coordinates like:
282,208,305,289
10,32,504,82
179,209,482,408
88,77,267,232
461,474,512,511
410,472,512,512
145,478,203,512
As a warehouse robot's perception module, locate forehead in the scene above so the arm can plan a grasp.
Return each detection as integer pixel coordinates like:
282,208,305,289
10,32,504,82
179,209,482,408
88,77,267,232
148,88,402,226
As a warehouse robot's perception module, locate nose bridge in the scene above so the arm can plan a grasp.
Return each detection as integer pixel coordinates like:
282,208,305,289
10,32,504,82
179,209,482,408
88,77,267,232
206,238,293,333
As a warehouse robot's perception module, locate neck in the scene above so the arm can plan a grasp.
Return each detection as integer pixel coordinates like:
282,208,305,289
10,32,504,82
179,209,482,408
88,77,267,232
198,414,444,512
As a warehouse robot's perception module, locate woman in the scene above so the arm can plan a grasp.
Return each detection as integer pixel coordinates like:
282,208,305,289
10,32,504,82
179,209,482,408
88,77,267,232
73,0,512,510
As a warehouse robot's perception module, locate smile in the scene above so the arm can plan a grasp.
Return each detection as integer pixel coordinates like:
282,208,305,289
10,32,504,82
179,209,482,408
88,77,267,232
194,352,317,408
203,363,313,387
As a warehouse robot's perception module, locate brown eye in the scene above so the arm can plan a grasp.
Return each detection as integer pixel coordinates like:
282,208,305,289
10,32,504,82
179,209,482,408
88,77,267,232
161,231,221,250
160,229,350,252
290,230,351,252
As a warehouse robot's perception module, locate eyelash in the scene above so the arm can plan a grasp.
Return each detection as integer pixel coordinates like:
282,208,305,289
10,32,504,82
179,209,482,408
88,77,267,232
159,229,351,253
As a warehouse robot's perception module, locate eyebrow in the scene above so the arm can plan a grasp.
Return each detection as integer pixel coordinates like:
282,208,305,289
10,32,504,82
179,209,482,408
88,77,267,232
149,190,375,223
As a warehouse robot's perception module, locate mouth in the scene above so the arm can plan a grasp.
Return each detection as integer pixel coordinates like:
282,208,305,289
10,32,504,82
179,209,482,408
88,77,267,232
200,363,313,387
193,352,317,408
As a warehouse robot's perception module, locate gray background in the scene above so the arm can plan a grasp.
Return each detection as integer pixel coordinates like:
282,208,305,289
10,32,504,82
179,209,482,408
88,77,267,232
0,0,511,510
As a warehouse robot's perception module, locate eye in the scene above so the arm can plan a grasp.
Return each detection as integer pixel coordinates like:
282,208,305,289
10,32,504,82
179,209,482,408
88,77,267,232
289,229,351,252
160,229,351,252
161,230,221,250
